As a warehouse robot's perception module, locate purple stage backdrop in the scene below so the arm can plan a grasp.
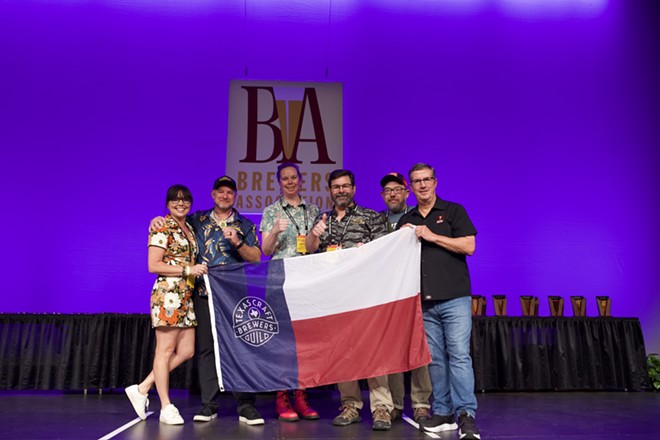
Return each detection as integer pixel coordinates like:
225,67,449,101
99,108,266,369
1,1,658,351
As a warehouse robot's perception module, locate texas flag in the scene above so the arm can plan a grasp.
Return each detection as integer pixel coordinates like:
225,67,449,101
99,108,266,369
204,227,430,392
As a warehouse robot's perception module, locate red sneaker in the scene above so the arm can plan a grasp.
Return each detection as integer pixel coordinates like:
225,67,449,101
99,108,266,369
276,391,299,422
293,389,320,420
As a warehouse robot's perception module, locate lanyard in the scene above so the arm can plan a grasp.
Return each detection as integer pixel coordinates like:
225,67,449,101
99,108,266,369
386,206,408,232
280,198,308,235
328,209,354,246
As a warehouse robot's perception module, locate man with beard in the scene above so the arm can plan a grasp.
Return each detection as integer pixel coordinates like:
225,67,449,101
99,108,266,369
379,172,432,425
380,172,412,233
305,169,394,431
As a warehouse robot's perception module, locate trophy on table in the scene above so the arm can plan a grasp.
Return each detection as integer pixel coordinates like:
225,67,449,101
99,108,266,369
570,296,587,317
471,295,486,316
548,296,565,317
493,295,507,316
520,296,539,316
596,296,611,317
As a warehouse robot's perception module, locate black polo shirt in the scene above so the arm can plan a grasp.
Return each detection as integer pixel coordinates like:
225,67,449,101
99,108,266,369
397,197,477,301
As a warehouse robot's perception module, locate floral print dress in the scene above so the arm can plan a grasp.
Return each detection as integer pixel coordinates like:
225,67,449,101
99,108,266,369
148,215,198,328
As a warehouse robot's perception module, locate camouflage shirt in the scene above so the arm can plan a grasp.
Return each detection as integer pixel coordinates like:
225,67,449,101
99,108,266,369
313,204,387,252
260,196,321,259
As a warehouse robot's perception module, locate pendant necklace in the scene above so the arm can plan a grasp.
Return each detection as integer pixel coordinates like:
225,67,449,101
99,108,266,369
212,210,232,229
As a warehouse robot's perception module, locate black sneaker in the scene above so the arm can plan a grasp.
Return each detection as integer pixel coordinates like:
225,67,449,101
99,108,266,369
419,414,458,432
238,404,265,426
193,403,218,422
458,412,481,440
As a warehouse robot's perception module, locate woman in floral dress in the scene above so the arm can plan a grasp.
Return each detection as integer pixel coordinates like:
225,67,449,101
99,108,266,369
125,184,208,425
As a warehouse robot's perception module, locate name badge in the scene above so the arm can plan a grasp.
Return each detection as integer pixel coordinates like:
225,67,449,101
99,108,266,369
296,235,307,254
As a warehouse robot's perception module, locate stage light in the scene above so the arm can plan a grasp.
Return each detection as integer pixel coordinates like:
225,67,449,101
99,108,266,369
498,0,608,18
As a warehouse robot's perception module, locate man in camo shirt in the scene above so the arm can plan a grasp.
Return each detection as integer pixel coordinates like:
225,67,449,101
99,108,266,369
305,169,394,431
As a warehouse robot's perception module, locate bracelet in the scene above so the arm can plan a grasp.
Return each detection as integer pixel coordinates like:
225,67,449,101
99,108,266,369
183,266,189,277
235,239,244,250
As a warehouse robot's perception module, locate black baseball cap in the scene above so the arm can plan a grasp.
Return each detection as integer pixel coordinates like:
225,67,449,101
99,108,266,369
212,175,237,191
380,172,408,189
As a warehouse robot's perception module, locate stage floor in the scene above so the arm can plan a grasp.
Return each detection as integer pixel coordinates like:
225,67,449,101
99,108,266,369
0,389,658,439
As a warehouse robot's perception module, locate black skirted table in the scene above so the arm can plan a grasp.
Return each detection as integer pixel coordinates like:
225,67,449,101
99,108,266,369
0,314,650,391
471,316,649,391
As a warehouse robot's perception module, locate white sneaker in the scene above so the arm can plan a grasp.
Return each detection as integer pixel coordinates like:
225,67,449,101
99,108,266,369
160,404,184,425
125,385,148,420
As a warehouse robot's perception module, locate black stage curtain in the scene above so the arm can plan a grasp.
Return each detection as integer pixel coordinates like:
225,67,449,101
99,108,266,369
0,314,650,391
0,314,195,391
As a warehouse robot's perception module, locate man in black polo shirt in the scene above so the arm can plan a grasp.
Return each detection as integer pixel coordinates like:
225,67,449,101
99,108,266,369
397,163,481,440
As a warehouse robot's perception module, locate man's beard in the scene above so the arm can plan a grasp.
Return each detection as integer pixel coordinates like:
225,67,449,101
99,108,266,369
333,194,352,209
387,200,406,213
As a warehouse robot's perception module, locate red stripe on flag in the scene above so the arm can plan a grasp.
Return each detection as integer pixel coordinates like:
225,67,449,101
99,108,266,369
292,295,431,389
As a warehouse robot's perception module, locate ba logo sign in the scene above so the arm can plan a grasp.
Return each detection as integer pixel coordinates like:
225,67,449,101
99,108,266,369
232,296,279,347
226,80,343,213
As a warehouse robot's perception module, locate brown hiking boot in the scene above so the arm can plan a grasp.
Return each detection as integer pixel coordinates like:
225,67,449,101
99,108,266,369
332,404,361,426
390,407,403,421
413,407,431,423
372,405,392,431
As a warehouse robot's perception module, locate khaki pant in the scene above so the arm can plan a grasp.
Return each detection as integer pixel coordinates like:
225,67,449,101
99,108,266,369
388,365,432,410
338,375,393,413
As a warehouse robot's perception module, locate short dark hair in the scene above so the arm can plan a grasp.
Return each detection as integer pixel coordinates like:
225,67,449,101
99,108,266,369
276,162,302,181
328,169,355,187
165,184,193,207
408,163,436,180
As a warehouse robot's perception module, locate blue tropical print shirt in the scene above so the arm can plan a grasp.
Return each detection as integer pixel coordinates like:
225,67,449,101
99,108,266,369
187,208,260,295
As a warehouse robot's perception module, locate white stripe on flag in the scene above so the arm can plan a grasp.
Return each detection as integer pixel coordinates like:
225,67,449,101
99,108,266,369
283,227,421,321
204,273,225,392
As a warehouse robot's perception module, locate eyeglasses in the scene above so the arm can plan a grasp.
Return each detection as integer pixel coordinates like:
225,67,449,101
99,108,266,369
330,183,353,191
410,177,436,187
170,198,192,205
382,187,407,195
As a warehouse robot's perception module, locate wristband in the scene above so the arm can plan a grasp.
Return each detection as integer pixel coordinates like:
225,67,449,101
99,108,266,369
235,239,244,250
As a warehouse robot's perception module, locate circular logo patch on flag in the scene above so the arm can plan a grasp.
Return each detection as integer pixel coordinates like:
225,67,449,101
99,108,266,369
232,296,280,347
